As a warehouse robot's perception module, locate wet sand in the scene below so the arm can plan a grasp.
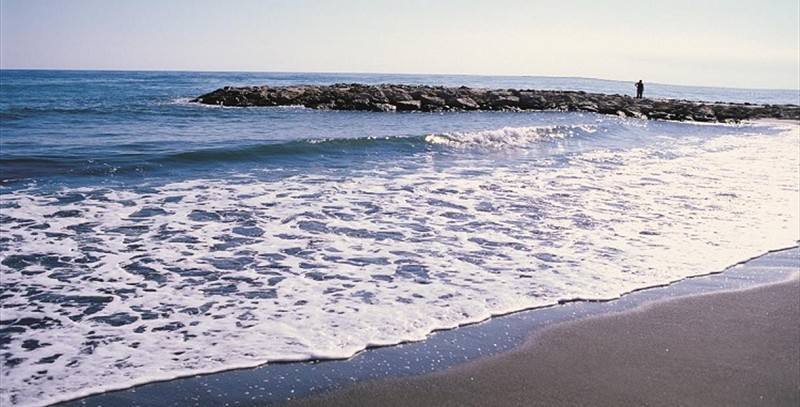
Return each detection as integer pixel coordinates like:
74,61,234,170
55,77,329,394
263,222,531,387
286,276,800,407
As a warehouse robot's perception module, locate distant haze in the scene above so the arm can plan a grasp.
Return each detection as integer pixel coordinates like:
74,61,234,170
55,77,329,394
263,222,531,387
1,0,798,89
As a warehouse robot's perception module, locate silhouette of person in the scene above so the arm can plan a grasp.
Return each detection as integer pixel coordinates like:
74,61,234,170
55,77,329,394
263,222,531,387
635,80,644,99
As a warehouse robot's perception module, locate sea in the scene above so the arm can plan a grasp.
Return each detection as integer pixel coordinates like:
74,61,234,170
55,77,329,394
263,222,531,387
1,70,798,406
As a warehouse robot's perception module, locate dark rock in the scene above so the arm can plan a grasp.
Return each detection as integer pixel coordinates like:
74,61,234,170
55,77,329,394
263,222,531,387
694,105,716,122
448,96,480,110
648,111,671,120
489,95,520,108
384,88,413,101
395,100,422,111
193,84,800,122
373,103,397,112
519,93,547,109
419,94,446,110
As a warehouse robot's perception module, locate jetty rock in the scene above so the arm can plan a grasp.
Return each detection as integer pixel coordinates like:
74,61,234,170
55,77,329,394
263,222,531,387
193,84,800,123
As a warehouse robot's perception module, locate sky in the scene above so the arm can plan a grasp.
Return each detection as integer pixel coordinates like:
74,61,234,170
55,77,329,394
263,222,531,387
1,0,798,89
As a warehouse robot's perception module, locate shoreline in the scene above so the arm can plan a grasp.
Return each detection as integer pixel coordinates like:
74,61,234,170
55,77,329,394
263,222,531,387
193,84,800,122
54,246,800,407
287,271,799,407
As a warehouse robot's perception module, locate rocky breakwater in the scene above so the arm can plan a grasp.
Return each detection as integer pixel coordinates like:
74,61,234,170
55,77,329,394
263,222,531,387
193,84,800,123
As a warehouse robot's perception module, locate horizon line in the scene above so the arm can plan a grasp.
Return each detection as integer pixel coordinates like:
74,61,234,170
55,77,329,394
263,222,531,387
1,67,798,92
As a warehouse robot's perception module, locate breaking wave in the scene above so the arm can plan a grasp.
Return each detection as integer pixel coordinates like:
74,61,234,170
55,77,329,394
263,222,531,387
1,124,600,182
424,124,597,148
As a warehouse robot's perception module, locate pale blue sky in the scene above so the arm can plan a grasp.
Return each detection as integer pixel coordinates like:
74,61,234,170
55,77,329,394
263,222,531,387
1,0,798,89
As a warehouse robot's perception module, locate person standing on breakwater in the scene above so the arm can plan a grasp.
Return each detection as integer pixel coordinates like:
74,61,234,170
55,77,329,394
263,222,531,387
635,80,644,99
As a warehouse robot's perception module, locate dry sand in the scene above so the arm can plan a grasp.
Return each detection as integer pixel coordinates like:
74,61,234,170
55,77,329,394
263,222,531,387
286,276,800,407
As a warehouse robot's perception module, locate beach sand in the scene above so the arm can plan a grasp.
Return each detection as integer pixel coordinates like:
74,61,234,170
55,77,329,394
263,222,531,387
285,275,800,407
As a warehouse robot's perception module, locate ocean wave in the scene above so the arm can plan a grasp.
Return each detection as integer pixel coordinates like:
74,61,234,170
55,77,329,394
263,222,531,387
170,123,595,162
0,124,599,182
166,135,420,162
424,124,598,148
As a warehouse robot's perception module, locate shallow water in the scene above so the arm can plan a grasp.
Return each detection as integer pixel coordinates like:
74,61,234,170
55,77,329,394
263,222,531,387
1,70,798,406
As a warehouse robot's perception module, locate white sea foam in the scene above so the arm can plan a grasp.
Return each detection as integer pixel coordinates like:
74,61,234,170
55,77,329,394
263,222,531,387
424,124,597,148
0,123,798,406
